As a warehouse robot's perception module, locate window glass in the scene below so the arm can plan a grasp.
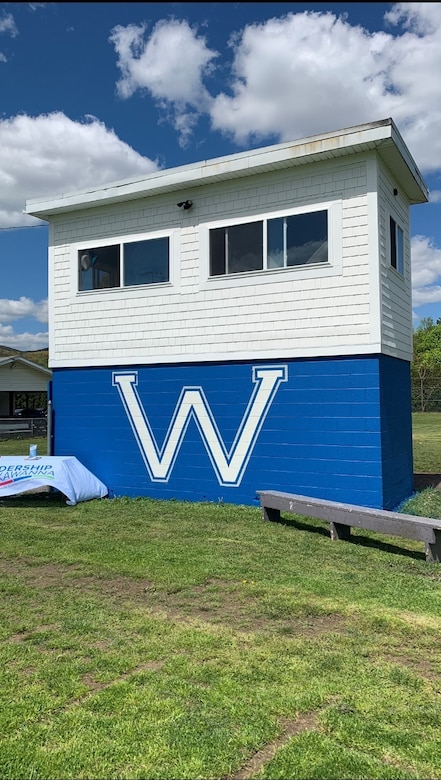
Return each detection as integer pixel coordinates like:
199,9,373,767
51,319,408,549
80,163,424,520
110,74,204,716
124,238,169,286
397,225,404,275
390,216,404,275
228,222,263,273
79,245,120,291
210,222,263,275
390,217,397,269
210,227,226,276
286,211,328,266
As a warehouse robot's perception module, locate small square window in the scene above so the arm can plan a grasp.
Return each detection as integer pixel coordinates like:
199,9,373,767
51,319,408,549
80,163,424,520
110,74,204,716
390,216,404,275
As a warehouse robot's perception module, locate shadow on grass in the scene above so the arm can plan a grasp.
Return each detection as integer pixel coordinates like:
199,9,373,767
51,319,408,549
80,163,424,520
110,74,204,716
414,473,441,490
0,491,67,508
1,492,427,562
276,514,426,562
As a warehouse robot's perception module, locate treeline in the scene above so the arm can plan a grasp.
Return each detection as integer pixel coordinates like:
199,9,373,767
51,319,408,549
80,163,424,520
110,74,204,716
412,318,441,412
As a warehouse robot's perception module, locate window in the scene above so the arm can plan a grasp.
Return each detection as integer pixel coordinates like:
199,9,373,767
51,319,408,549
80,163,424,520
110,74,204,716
390,216,404,275
209,210,328,277
78,236,170,291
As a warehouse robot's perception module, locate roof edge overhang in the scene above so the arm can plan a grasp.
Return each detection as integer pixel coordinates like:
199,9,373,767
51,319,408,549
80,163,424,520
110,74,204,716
25,118,429,220
0,356,51,376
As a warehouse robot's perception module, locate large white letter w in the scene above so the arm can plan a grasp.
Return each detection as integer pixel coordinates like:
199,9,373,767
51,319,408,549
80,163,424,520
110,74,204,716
113,365,287,487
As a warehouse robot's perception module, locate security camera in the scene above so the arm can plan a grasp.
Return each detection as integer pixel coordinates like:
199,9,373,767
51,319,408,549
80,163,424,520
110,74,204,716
177,200,193,210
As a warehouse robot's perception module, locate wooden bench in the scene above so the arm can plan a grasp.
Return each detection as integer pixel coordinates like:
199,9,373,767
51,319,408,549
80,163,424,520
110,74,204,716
257,490,441,563
0,421,31,434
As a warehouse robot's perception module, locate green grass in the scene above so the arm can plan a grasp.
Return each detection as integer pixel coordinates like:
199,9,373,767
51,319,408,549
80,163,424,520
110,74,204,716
1,495,441,779
0,420,440,778
400,413,441,517
0,436,48,455
412,412,441,473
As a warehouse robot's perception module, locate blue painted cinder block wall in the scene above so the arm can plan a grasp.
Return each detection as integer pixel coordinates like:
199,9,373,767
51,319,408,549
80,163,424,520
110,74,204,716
379,355,413,509
51,353,413,510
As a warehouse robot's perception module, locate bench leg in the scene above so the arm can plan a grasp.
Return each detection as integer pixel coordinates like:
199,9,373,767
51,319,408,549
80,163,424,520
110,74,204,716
330,522,351,541
425,530,441,563
261,506,281,523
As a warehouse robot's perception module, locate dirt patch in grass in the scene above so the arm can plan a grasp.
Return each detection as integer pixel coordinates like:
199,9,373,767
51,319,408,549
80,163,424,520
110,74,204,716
81,660,165,694
5,557,440,705
229,712,318,779
380,653,441,683
8,623,59,643
0,558,347,639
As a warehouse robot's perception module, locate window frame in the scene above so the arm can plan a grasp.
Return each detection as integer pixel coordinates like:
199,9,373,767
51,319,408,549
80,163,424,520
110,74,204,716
72,228,179,297
389,215,405,277
199,200,342,291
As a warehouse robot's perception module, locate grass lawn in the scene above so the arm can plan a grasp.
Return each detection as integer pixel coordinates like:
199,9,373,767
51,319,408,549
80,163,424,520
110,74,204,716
412,412,441,474
0,435,48,456
0,420,441,778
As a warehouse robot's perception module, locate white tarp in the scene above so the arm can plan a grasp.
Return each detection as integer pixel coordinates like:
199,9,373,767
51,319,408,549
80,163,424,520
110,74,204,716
0,455,108,505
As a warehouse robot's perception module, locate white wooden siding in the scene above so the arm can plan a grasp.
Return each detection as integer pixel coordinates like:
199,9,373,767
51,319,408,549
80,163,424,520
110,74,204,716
0,363,49,392
377,160,412,361
47,153,394,368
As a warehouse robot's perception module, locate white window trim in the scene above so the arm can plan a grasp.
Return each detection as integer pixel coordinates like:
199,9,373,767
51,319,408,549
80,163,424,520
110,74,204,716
199,200,342,291
70,228,180,300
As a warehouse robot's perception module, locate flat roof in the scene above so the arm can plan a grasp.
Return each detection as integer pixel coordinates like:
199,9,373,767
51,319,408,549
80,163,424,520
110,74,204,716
25,117,429,219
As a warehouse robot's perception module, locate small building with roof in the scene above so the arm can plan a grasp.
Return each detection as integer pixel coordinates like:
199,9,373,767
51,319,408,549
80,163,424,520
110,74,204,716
0,356,51,416
25,118,428,509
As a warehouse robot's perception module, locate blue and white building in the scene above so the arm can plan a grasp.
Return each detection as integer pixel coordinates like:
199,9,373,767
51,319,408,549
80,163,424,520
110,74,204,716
26,118,428,509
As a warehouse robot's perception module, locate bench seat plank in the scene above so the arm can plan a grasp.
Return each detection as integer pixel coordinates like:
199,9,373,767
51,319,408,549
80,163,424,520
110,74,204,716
257,490,441,562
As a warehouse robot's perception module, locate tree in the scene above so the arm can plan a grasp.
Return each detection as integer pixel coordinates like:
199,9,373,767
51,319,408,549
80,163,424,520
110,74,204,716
412,319,441,412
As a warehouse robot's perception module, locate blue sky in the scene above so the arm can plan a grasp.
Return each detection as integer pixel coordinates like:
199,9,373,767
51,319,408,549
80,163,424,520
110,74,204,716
1,1,440,350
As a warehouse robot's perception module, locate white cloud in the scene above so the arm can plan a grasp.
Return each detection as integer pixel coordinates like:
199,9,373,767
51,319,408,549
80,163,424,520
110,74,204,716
384,2,441,35
0,111,158,348
378,3,441,173
0,297,48,350
109,18,218,147
209,4,441,173
0,112,158,228
0,12,18,37
0,297,47,324
109,5,441,173
411,235,441,306
0,10,18,62
210,12,395,146
0,323,48,351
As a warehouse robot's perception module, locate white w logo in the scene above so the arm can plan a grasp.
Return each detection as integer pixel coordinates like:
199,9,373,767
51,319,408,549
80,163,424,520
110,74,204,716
113,365,288,487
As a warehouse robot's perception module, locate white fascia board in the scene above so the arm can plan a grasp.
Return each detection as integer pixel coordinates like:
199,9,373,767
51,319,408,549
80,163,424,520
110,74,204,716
0,356,51,376
25,118,428,218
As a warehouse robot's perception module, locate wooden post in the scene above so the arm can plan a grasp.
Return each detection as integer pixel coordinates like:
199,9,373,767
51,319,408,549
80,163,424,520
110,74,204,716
261,506,281,523
426,530,441,563
330,522,351,541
